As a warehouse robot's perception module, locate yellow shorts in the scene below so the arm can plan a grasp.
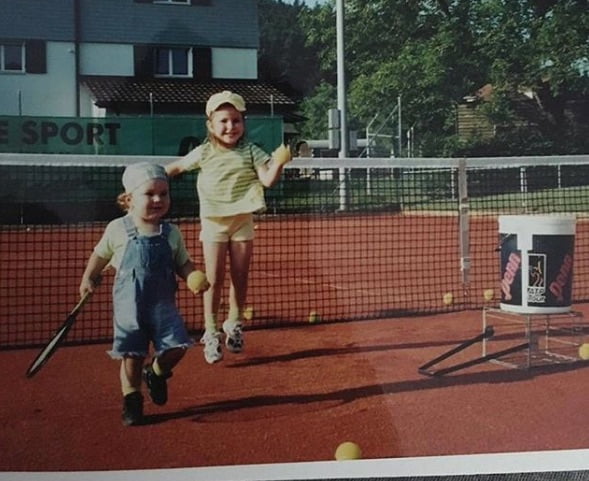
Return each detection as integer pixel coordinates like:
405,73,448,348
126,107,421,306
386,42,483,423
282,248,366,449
200,213,255,242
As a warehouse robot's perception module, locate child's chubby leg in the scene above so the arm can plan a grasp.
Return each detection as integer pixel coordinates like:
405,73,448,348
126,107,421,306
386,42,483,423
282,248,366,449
121,356,144,394
155,346,186,372
120,356,145,427
143,347,186,406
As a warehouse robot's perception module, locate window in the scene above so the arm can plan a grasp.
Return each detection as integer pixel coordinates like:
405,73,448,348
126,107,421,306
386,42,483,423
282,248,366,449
134,45,210,79
153,0,190,4
1,42,24,73
154,47,192,77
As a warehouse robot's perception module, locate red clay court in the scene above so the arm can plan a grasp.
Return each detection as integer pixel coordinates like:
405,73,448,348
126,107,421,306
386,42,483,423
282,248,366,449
3,156,589,474
2,304,589,472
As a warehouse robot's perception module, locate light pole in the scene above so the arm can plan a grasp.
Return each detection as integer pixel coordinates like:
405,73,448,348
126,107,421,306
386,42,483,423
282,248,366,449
336,0,348,210
336,0,347,159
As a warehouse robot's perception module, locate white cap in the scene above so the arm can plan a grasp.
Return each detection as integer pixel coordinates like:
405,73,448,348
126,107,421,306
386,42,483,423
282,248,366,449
205,90,246,117
122,162,167,193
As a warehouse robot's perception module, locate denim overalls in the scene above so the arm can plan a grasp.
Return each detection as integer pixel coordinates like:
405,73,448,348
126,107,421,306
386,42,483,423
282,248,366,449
108,215,193,359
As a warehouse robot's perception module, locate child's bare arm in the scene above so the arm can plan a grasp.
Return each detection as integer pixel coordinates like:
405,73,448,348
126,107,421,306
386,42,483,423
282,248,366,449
176,259,196,281
257,144,292,187
165,159,186,178
79,253,109,297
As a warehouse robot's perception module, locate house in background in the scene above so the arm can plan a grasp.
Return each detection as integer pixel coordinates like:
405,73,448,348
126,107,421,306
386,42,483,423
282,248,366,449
456,84,544,141
456,83,589,143
0,0,296,122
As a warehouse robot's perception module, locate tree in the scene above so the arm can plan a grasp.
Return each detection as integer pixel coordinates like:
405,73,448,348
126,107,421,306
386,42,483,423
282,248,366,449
297,81,337,139
276,0,589,156
257,0,323,100
295,1,491,155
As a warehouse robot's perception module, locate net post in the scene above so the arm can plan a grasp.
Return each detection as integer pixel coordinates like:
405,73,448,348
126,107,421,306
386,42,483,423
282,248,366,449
458,158,470,286
520,166,528,211
338,167,348,211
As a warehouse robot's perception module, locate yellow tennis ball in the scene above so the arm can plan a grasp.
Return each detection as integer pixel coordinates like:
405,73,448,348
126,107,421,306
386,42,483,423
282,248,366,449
187,270,208,293
483,289,494,301
243,306,254,321
442,292,453,305
335,441,362,460
308,311,320,323
579,343,589,360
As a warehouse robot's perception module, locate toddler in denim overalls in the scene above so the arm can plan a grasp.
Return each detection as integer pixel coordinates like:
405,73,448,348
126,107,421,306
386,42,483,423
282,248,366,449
79,162,209,426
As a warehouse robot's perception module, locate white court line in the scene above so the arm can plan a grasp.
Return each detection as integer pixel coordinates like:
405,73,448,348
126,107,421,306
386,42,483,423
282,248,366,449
3,449,589,481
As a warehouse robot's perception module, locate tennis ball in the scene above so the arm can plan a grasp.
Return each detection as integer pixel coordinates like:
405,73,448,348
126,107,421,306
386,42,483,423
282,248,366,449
483,289,494,301
308,311,321,323
243,306,254,321
187,270,209,293
442,292,453,305
335,441,362,460
578,343,589,360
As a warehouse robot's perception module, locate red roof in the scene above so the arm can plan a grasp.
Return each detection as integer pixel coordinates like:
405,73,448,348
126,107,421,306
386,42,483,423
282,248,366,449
81,76,295,110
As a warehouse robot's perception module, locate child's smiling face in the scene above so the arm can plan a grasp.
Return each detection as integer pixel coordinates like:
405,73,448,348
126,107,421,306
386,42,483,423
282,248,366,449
130,178,170,223
207,104,245,148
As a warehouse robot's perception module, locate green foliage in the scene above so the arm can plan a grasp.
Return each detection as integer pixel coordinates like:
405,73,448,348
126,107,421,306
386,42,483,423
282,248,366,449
257,0,323,98
296,82,336,139
260,0,589,155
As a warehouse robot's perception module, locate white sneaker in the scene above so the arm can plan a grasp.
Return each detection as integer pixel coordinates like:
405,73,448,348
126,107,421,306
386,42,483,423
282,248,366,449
200,330,223,364
222,321,244,353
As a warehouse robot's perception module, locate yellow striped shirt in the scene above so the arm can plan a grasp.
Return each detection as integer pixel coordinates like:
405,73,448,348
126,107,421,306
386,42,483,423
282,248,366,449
179,141,270,217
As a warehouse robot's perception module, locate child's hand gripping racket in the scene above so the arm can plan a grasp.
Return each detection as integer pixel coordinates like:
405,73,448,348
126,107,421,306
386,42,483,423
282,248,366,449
25,275,102,378
187,270,210,294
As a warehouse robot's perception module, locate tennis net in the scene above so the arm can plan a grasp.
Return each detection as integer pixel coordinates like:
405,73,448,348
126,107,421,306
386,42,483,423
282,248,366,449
1,153,589,348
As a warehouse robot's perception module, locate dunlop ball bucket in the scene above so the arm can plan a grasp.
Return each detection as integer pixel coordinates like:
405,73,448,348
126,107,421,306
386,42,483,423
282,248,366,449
499,215,575,314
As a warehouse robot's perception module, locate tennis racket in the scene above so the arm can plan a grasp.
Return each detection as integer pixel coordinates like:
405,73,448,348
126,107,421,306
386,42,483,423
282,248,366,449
26,276,101,378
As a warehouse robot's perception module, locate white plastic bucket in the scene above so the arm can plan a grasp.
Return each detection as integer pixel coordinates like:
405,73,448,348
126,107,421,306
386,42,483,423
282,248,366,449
499,215,575,314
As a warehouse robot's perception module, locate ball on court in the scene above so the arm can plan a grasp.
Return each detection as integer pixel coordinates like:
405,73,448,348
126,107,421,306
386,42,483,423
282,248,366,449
335,441,362,460
442,292,453,305
578,343,589,360
243,306,254,320
483,289,494,301
187,270,208,293
308,311,321,323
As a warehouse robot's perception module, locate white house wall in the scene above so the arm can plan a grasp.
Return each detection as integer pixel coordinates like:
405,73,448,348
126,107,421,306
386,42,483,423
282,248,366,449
79,85,105,118
79,44,134,77
0,41,76,116
212,48,257,80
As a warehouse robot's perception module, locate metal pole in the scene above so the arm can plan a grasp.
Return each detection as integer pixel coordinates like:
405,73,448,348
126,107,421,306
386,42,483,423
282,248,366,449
336,0,348,210
397,94,402,157
74,0,81,116
366,113,378,196
149,92,154,155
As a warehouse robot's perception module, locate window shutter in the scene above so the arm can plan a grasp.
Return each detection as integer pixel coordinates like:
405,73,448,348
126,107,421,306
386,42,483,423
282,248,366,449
134,45,154,78
25,40,46,74
133,0,153,3
193,47,212,80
